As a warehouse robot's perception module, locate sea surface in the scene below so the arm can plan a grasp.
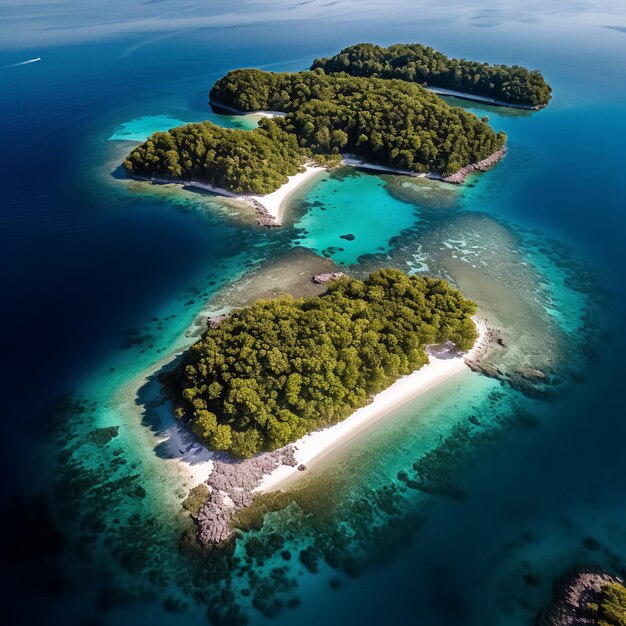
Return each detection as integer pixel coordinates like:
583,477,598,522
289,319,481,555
1,2,625,625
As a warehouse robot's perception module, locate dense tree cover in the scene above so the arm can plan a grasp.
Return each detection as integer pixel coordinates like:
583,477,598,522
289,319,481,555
123,120,306,195
170,269,478,458
592,583,626,626
210,68,506,175
311,43,552,107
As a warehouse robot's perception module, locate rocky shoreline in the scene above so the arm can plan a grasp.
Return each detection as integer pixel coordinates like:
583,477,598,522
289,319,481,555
463,320,507,372
184,316,499,549
246,196,281,228
442,146,508,184
536,567,624,626
312,272,346,284
194,447,297,545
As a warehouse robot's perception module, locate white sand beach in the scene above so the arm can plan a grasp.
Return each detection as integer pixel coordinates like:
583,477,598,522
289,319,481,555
342,156,441,180
255,317,488,493
249,165,325,223
426,86,542,110
145,164,325,225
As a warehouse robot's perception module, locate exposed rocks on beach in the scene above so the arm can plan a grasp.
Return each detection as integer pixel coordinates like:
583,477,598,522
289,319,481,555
246,197,281,228
207,315,228,329
195,447,297,545
312,272,346,284
442,146,508,184
464,319,506,373
464,320,555,397
536,567,624,626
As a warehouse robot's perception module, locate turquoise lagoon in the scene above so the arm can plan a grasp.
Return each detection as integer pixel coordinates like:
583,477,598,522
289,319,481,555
1,2,625,626
291,169,419,265
109,111,259,142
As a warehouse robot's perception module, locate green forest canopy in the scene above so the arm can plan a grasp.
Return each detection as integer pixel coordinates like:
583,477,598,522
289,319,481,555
123,120,306,195
209,69,506,175
169,269,478,458
592,582,626,626
123,66,507,193
312,43,552,107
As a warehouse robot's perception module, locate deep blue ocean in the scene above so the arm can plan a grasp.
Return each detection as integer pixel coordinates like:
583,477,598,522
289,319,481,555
1,2,625,625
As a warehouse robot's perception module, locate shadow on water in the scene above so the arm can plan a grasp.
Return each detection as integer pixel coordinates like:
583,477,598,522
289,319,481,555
110,163,128,180
137,351,213,468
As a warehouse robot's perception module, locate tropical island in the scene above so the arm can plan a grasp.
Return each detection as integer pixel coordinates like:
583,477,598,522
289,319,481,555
538,567,626,626
312,42,552,109
123,49,514,223
166,269,477,458
158,269,489,545
124,68,507,203
121,43,553,224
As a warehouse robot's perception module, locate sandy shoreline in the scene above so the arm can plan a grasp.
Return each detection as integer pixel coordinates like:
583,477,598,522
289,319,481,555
342,156,440,180
427,86,546,110
255,317,489,493
132,164,325,226
342,149,506,184
248,165,326,224
191,316,494,545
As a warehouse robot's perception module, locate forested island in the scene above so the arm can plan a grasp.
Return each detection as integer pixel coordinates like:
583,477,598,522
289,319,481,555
123,119,305,195
124,63,507,194
165,269,478,458
538,568,626,626
312,43,552,108
210,69,506,175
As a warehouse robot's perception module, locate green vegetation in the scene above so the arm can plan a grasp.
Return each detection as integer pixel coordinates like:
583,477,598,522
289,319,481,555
168,269,477,458
123,121,306,195
210,68,506,176
125,48,513,193
182,484,211,517
590,582,626,626
312,43,552,108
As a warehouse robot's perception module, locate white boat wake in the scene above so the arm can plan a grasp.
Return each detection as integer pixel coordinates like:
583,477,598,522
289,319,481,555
1,57,41,70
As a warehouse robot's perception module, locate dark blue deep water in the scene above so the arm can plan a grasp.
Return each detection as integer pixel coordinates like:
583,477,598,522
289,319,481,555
1,2,625,625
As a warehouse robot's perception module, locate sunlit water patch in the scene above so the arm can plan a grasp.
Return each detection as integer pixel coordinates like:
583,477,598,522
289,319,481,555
109,111,259,142
291,169,419,266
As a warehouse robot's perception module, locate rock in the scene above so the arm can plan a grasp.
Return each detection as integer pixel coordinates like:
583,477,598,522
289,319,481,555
582,536,601,551
519,367,547,381
536,566,623,626
208,315,228,329
196,446,297,546
297,464,307,471
244,197,282,228
312,272,346,284
442,146,508,184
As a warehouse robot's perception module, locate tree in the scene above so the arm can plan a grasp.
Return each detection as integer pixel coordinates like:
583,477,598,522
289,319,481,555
169,270,478,458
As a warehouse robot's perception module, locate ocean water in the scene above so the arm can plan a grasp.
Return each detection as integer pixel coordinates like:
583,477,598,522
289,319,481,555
1,2,625,625
291,169,419,265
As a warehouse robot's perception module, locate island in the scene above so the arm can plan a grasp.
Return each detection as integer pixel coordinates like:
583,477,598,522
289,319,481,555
161,269,486,544
538,567,626,626
167,269,477,457
312,42,552,109
209,68,507,177
124,55,509,224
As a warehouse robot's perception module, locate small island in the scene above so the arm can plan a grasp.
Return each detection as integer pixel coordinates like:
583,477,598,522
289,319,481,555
123,44,519,223
166,269,477,457
160,269,488,545
538,567,626,626
209,67,507,177
122,42,552,225
312,42,552,109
